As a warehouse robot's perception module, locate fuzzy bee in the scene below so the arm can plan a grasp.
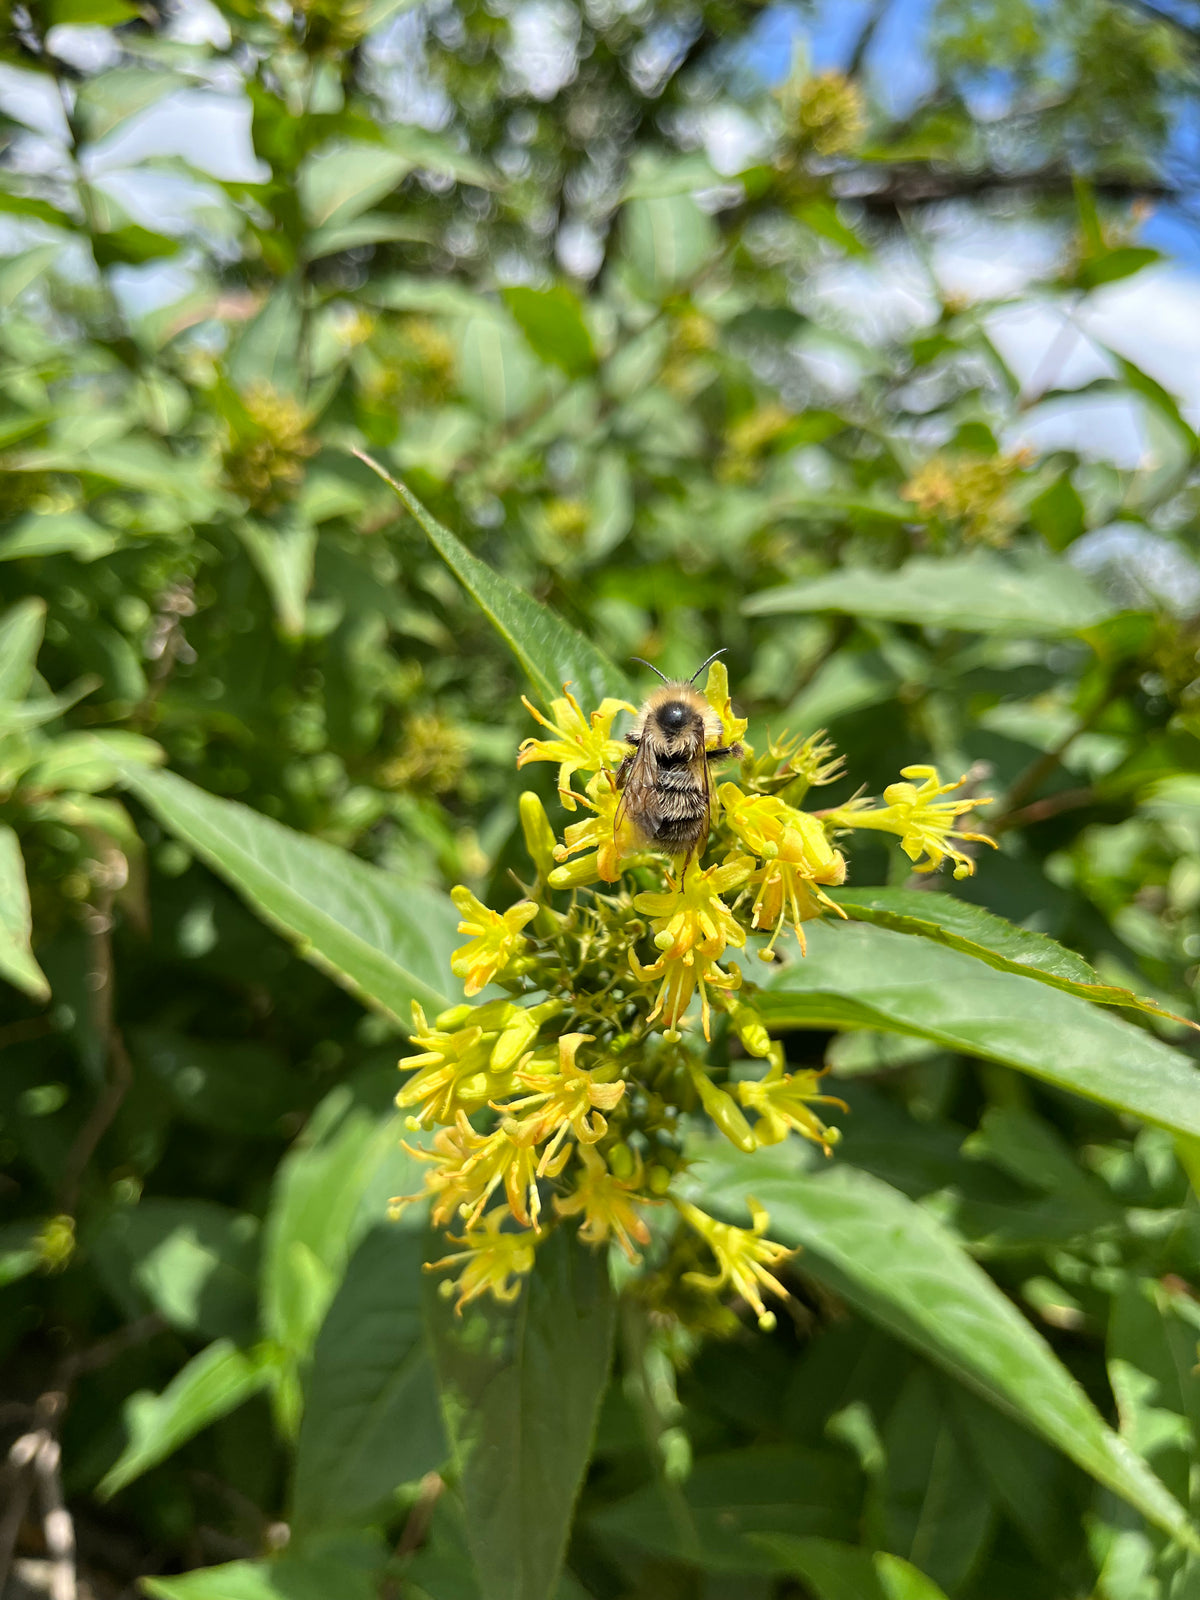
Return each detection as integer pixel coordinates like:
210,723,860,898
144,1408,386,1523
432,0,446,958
615,650,744,862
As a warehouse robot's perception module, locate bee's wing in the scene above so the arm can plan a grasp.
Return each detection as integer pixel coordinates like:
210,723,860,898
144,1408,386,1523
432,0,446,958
615,741,661,837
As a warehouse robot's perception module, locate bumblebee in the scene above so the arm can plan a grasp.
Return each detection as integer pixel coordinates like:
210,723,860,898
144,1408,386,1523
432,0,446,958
615,650,743,861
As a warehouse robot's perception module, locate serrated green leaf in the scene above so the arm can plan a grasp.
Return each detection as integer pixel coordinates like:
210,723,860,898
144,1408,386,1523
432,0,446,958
831,888,1194,1028
119,765,457,1024
99,1340,276,1498
690,1151,1198,1550
292,1225,446,1536
746,554,1113,634
759,920,1200,1137
355,452,630,706
427,1227,616,1600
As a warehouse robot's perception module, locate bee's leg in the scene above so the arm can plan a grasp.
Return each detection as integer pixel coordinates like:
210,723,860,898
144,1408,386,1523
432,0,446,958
707,743,743,762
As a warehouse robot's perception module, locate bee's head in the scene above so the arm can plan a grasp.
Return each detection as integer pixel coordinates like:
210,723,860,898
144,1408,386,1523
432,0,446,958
655,699,697,736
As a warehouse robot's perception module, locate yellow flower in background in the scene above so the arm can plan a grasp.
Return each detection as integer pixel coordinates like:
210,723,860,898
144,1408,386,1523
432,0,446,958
737,1063,846,1152
675,1198,796,1331
449,885,538,996
505,1032,626,1172
555,1143,653,1262
551,770,639,886
720,785,847,955
426,1209,537,1315
826,765,995,879
516,688,635,809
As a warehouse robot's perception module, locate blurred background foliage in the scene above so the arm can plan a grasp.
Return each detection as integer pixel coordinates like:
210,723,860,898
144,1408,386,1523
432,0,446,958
3,0,1200,1595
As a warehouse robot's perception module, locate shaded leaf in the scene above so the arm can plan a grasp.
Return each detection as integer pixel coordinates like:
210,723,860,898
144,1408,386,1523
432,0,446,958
119,765,458,1024
99,1340,276,1497
589,1445,859,1571
143,1555,379,1600
355,452,630,706
292,1225,446,1536
427,1227,616,1600
752,1535,950,1600
690,1150,1198,1550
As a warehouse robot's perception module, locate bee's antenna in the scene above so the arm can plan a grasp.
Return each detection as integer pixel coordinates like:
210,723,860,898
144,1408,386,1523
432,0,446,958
690,647,728,684
630,656,671,684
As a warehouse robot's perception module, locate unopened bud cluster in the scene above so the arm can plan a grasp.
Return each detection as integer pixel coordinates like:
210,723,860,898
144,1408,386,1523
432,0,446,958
394,663,992,1330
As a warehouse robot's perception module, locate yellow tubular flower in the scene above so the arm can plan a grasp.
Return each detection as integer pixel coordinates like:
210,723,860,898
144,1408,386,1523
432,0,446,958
555,1143,654,1261
702,659,750,752
398,999,523,1127
720,785,847,956
449,885,538,996
551,770,640,885
824,765,996,879
516,687,635,810
631,857,753,1039
426,1208,537,1315
737,1063,846,1153
675,1198,796,1331
409,1110,552,1231
503,1032,626,1174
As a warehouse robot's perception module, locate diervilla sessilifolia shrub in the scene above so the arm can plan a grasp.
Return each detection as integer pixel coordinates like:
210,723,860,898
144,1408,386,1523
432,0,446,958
394,663,994,1327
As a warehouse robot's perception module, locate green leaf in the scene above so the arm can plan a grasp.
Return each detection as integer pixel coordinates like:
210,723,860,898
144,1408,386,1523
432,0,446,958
74,68,186,144
91,1199,260,1344
292,1225,446,1536
622,195,720,296
99,1340,276,1498
502,286,595,378
236,519,316,638
0,824,48,1003
0,510,118,563
620,148,722,200
456,313,544,423
0,596,45,703
751,1535,950,1600
355,452,630,706
262,1094,421,1434
130,1028,293,1137
299,142,415,231
589,1445,859,1570
745,553,1113,634
50,0,137,21
428,1227,616,1600
119,765,458,1025
831,888,1193,1028
689,1151,1198,1550
143,1555,379,1600
228,288,303,397
0,1219,43,1287
21,730,162,794
758,920,1200,1138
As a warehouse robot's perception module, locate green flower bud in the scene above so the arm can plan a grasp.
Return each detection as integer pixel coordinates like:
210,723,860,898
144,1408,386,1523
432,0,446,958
686,1061,757,1153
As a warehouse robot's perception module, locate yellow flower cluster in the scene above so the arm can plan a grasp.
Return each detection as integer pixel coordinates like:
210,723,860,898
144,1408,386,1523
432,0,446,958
396,663,992,1326
902,449,1033,547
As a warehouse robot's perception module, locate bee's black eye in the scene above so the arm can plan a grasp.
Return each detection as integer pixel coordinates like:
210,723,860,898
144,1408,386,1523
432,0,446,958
656,701,690,734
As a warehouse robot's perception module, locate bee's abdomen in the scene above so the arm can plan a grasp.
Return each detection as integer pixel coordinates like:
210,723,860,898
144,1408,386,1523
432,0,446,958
651,766,707,848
